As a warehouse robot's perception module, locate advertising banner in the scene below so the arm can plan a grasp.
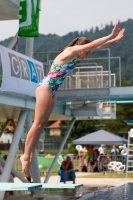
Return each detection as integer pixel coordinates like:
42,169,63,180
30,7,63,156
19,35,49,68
0,45,44,97
18,0,41,37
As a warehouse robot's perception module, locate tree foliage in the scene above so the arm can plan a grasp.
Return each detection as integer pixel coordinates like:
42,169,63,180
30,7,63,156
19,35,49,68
0,19,133,83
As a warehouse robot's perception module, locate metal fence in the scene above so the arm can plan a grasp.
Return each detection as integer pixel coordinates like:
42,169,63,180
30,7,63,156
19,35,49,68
0,53,2,87
33,48,123,88
48,58,116,90
97,155,127,172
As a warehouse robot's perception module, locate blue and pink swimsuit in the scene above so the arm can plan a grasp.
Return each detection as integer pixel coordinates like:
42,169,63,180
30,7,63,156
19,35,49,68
37,59,77,96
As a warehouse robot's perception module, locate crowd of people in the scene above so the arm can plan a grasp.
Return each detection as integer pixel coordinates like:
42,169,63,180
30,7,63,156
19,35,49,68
78,145,99,172
77,144,126,172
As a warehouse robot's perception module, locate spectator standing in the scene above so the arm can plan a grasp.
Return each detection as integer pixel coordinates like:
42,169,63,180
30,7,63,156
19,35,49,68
85,145,94,171
91,149,99,172
111,145,119,161
98,144,106,155
111,145,119,155
98,144,106,171
78,150,85,170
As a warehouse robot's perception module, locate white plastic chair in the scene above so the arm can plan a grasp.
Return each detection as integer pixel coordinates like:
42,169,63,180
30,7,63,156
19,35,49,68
108,161,125,178
114,162,125,174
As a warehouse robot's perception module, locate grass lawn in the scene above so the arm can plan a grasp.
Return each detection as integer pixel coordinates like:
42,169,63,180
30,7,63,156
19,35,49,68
79,172,133,179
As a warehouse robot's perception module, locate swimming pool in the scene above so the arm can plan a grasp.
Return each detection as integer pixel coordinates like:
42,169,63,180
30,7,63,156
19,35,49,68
87,183,133,200
4,185,106,199
5,184,133,199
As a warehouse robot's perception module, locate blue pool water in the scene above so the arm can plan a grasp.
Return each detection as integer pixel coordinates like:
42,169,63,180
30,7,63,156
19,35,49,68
88,183,133,200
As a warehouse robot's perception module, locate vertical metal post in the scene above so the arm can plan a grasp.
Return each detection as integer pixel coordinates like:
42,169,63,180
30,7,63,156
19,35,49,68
44,117,76,183
0,110,27,200
126,132,130,177
101,66,103,87
100,48,111,88
25,38,34,57
95,63,98,88
87,75,89,88
119,57,121,87
107,49,111,88
47,53,49,66
77,67,79,88
11,119,25,153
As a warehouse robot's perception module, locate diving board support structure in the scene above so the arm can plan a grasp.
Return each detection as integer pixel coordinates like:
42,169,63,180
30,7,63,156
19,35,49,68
11,119,25,153
0,182,83,191
0,110,28,200
25,37,34,57
7,32,18,50
44,117,76,183
0,158,29,183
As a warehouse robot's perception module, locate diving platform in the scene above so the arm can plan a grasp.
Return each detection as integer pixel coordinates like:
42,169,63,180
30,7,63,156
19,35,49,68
0,0,19,21
0,183,83,191
58,86,133,101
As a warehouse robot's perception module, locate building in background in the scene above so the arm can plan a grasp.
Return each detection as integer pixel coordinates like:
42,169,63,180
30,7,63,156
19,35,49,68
49,120,62,136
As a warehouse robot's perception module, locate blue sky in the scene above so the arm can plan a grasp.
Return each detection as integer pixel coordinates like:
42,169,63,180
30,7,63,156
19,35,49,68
0,0,133,41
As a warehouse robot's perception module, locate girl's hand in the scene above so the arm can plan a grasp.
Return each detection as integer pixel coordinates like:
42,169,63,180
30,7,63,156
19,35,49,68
111,21,121,37
113,29,125,42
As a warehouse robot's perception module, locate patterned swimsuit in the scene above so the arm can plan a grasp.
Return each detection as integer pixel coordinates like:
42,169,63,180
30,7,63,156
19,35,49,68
37,59,77,96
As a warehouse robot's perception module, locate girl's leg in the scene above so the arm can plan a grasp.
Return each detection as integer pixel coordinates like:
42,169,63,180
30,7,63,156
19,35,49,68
29,93,57,161
20,85,56,176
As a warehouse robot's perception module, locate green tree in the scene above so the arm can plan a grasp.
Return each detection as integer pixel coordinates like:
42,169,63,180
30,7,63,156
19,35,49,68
68,120,99,142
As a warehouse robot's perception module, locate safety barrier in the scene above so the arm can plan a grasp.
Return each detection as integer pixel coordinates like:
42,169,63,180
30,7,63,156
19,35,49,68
98,155,127,172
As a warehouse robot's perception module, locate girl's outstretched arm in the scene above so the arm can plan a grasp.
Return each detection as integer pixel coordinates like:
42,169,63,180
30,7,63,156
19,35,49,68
95,29,125,50
71,21,123,53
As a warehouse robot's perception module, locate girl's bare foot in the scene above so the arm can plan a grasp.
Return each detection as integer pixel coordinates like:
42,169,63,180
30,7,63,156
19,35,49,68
20,155,31,177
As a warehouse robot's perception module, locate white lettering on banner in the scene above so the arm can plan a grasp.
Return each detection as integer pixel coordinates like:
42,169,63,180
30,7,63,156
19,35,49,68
8,52,43,83
32,66,37,81
11,56,20,76
36,65,41,80
18,57,30,80
22,61,29,78
19,0,32,27
0,45,44,97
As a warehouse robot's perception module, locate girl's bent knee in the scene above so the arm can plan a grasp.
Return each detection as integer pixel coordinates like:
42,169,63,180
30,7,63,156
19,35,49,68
33,121,46,131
